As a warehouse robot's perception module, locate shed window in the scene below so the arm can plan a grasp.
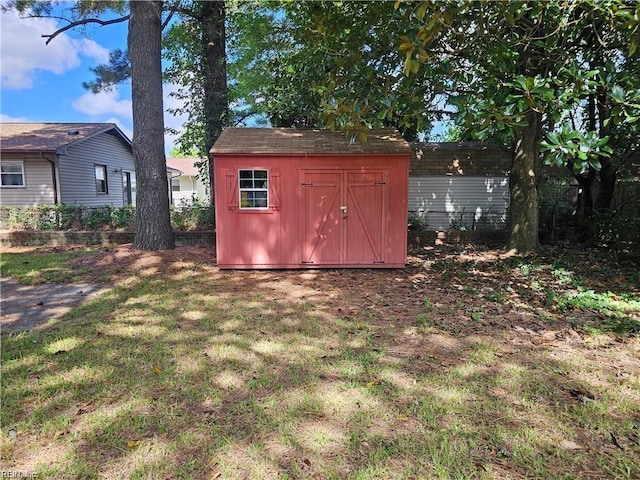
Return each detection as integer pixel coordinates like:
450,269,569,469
95,164,108,194
239,169,268,208
1,161,25,187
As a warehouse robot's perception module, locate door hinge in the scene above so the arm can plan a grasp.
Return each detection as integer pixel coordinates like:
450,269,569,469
301,261,314,264
373,260,385,264
301,182,314,186
374,182,386,185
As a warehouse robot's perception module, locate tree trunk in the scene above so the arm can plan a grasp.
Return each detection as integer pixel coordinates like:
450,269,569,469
596,88,616,212
597,157,616,210
577,174,595,221
200,0,228,208
129,0,174,250
508,111,541,254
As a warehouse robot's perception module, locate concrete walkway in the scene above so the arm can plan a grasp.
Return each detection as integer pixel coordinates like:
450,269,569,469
0,277,111,333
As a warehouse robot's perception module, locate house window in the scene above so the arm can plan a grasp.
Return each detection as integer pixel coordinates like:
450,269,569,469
95,164,108,194
171,177,181,192
239,169,268,208
1,161,25,187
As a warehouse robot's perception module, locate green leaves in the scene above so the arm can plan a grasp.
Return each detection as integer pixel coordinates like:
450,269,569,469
504,75,555,114
541,125,613,175
606,85,640,126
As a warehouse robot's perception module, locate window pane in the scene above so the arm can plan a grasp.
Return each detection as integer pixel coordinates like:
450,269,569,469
1,162,25,187
1,174,23,186
240,191,251,207
1,164,22,174
254,191,267,207
238,169,268,209
95,165,107,193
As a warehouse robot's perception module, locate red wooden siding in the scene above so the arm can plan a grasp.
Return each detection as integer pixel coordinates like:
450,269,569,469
214,153,408,269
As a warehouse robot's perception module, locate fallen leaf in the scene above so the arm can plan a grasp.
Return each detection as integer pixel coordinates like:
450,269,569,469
559,439,582,450
127,440,139,449
153,366,162,374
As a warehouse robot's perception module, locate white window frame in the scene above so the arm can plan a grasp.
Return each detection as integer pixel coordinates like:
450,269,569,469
171,177,181,192
95,164,108,194
238,169,269,209
1,161,25,188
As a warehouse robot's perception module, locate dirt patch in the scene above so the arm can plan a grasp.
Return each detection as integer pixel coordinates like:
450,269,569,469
0,277,111,332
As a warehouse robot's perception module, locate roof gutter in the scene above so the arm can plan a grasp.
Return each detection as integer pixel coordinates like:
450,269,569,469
40,153,59,204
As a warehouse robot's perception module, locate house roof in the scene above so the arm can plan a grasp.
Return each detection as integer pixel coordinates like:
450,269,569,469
0,122,130,153
210,128,411,155
412,142,512,154
166,157,202,176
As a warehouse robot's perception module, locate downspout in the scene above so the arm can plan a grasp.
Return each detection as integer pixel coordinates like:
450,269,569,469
41,153,59,204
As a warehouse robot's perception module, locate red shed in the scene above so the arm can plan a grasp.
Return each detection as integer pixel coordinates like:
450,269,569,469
211,128,410,269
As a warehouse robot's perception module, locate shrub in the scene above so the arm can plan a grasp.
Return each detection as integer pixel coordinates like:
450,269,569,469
170,198,214,231
408,211,429,232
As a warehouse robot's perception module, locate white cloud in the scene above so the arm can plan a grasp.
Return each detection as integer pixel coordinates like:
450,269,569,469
68,83,187,154
0,8,109,89
1,113,29,122
72,88,132,118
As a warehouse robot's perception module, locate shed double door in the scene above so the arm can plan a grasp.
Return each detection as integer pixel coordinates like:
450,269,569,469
301,169,387,265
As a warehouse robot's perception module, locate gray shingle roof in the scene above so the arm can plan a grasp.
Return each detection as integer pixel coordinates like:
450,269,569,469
210,128,411,155
0,122,128,152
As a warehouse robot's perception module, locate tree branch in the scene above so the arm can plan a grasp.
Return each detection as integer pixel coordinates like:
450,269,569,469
233,110,261,126
41,15,129,45
162,9,176,30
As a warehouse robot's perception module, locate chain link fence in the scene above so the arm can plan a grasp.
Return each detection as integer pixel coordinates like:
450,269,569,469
408,210,508,232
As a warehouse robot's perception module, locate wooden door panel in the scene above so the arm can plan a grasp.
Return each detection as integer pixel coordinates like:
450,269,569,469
301,171,342,264
301,169,387,265
346,171,386,264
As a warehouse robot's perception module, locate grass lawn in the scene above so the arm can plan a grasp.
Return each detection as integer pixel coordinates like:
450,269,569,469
1,244,639,479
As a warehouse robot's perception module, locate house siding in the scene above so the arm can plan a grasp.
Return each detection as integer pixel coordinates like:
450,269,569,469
58,131,134,207
0,154,55,206
171,175,209,206
409,176,509,212
408,143,512,231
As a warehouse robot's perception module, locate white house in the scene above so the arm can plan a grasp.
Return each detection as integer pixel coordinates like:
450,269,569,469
165,157,210,207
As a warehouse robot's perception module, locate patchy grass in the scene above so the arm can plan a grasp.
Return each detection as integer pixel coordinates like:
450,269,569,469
0,244,639,479
0,246,97,284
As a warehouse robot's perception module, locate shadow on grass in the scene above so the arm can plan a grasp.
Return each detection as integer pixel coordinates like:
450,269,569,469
1,251,639,479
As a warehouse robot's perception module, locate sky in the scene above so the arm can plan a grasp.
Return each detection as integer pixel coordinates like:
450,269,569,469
0,4,446,153
0,4,187,154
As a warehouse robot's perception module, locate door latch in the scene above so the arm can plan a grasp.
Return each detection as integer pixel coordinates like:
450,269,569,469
340,205,348,219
